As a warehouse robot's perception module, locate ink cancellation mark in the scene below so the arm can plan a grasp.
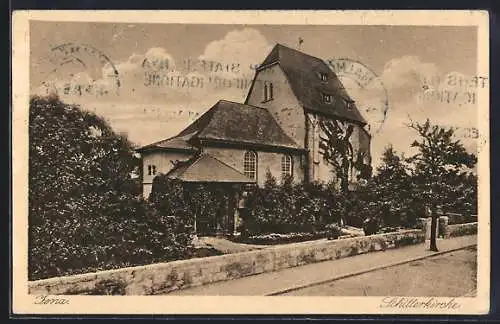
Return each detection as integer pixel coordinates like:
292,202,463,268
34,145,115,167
418,74,487,107
41,43,121,98
141,57,252,91
326,58,389,133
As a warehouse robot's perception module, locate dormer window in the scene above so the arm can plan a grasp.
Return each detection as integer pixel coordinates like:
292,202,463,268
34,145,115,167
346,100,355,110
319,72,328,82
323,93,333,103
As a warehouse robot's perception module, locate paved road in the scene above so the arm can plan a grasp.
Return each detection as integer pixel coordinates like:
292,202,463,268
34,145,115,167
167,235,477,296
279,246,477,296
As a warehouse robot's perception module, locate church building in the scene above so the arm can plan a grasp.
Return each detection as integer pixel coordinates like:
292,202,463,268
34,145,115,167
137,44,372,202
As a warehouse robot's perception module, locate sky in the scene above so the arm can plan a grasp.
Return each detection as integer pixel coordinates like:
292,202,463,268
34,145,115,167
30,21,479,168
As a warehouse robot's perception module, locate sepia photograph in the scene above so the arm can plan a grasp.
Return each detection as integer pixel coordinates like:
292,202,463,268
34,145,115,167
12,10,489,315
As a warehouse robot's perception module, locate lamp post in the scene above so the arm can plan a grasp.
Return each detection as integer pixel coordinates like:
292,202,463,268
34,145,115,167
428,185,439,252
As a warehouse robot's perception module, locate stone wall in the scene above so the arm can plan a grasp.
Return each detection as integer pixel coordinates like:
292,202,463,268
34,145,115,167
419,217,478,239
29,230,424,296
446,213,478,225
446,222,478,238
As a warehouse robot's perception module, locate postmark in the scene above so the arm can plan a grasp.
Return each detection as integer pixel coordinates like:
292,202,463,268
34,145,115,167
435,124,487,153
40,43,121,98
141,56,253,92
326,58,389,133
417,73,488,107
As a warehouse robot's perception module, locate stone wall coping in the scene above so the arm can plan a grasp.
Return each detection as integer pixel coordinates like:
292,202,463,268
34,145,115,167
29,229,422,289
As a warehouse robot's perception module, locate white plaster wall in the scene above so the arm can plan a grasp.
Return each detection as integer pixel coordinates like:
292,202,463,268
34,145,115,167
202,146,304,186
246,64,305,148
141,151,193,198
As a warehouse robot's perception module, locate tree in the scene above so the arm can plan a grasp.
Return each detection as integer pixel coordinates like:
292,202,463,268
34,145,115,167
318,119,354,195
372,146,415,227
318,118,372,225
29,94,140,217
29,95,141,217
29,95,183,279
407,119,477,251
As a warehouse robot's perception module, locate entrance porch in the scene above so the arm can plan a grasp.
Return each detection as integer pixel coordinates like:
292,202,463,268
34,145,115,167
167,153,255,236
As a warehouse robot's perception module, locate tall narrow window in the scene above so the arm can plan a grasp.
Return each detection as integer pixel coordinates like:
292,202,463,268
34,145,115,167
263,82,274,102
319,72,328,82
243,151,257,180
281,154,292,179
323,93,332,103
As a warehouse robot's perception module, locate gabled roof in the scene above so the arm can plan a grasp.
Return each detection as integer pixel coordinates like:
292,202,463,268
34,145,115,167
138,100,302,153
255,43,367,125
167,153,255,183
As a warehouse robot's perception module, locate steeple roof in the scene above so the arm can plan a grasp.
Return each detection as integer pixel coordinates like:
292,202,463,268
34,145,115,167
255,43,367,125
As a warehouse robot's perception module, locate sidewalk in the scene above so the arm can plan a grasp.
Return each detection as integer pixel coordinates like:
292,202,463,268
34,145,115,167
166,235,477,296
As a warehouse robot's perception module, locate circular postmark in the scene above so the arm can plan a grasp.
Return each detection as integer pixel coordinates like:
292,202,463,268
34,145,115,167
325,58,389,133
39,43,120,98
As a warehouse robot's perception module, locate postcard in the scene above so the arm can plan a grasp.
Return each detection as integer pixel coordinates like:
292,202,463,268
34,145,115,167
12,10,490,315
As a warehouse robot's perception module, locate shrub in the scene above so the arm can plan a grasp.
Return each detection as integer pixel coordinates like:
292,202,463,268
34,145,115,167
28,96,192,280
149,176,191,219
234,231,329,245
29,196,193,280
325,223,342,240
243,172,341,235
149,174,233,235
362,215,380,236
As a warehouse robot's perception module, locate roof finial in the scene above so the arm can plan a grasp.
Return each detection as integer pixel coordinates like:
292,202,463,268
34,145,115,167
298,37,304,50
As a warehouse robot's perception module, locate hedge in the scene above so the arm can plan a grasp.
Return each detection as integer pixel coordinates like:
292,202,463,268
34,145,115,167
28,96,193,280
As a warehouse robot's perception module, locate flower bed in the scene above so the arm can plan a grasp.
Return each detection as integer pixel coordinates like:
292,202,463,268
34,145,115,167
233,231,329,245
233,226,367,245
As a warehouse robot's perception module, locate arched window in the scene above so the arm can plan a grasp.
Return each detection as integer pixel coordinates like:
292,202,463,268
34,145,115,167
263,82,274,102
281,154,292,179
244,151,257,180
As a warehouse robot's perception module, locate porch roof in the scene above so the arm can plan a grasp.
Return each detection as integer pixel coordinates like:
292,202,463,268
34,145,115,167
166,153,256,183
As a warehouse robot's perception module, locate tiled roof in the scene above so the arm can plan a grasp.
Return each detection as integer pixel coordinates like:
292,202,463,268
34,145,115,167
256,44,367,125
167,153,255,183
189,100,300,149
139,100,302,152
